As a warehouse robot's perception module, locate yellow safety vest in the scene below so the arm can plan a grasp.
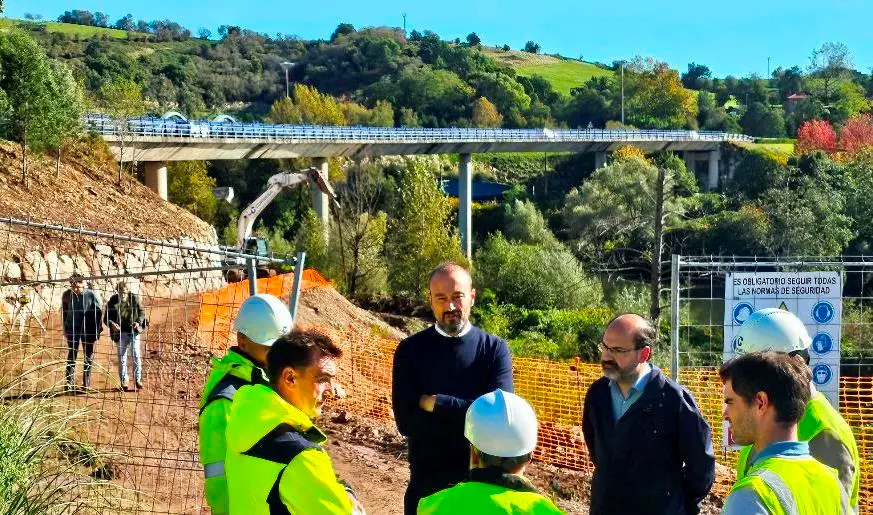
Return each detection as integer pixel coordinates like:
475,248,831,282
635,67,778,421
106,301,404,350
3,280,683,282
736,392,860,509
225,384,353,515
198,349,265,515
730,454,847,515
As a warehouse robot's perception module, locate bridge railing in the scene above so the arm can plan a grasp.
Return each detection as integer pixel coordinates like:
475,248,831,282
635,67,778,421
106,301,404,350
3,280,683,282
83,113,754,143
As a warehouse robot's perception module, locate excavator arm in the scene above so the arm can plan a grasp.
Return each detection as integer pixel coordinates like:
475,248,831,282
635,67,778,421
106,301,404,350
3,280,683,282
236,166,337,250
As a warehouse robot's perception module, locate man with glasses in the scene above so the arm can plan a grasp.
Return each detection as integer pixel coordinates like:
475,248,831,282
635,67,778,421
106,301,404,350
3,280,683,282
582,313,715,515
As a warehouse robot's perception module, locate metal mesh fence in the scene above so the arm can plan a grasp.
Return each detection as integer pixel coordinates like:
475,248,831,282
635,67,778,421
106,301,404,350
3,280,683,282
671,256,873,510
10,217,873,514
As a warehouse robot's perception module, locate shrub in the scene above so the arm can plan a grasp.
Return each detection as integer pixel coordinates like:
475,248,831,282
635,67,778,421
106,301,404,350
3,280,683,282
474,233,602,310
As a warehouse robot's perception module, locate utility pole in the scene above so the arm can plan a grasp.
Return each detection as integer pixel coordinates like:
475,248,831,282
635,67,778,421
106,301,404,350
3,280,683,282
280,61,294,98
767,56,770,78
621,61,625,125
402,13,407,34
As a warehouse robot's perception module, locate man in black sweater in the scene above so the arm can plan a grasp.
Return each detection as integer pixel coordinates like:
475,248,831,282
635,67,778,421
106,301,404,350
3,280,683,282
392,262,514,515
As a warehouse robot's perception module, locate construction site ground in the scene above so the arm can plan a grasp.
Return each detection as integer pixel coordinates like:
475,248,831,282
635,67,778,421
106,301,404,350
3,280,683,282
0,143,728,514
1,277,731,514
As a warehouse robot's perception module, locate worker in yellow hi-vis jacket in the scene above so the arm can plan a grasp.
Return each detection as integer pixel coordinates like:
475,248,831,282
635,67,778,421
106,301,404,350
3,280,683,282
225,329,365,514
198,294,292,515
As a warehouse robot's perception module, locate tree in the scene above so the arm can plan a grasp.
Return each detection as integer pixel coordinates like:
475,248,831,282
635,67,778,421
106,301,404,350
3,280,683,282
808,42,853,103
563,154,698,325
385,159,465,296
98,78,146,182
474,233,602,310
839,115,873,155
760,181,853,256
523,41,541,54
399,107,419,127
772,66,804,100
503,199,561,249
198,28,212,39
267,84,346,125
740,102,786,137
796,119,837,154
681,62,711,90
697,91,740,132
465,32,481,46
115,14,135,31
331,23,356,43
329,163,390,296
564,76,615,128
623,57,697,128
93,12,109,28
43,60,84,176
167,161,218,222
844,150,873,253
0,29,84,185
294,208,329,274
471,96,503,127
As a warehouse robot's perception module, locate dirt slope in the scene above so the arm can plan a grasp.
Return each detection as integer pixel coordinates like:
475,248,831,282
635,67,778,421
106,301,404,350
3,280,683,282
0,140,215,244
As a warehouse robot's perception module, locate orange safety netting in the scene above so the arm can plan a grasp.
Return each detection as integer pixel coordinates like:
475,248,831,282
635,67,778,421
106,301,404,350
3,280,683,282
199,273,873,511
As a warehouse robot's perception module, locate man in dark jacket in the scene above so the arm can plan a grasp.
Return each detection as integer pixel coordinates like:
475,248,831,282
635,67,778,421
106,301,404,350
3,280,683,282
582,314,715,515
104,280,147,391
392,262,514,515
61,273,102,391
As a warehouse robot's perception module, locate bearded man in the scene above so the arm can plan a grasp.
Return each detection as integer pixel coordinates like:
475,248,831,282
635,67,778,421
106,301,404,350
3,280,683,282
582,313,715,515
391,262,514,515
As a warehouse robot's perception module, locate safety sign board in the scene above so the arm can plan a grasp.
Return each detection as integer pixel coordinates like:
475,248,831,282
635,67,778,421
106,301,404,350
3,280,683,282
722,271,841,447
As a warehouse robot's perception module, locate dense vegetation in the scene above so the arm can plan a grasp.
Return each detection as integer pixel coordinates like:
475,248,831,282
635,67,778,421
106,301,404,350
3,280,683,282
5,12,873,364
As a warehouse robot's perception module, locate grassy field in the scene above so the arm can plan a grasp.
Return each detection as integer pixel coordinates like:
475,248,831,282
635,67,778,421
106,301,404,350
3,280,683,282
0,18,136,39
480,47,614,96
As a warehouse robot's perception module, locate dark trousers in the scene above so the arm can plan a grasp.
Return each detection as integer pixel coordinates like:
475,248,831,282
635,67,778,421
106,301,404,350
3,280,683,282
65,336,95,387
404,476,455,515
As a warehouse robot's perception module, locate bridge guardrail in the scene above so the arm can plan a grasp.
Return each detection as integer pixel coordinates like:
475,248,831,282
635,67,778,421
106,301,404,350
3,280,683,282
84,113,754,143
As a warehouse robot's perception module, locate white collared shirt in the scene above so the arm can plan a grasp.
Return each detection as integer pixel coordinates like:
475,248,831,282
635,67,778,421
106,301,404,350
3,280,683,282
433,321,472,338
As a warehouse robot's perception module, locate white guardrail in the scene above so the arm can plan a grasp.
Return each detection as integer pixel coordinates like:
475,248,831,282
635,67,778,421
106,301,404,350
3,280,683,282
83,113,754,143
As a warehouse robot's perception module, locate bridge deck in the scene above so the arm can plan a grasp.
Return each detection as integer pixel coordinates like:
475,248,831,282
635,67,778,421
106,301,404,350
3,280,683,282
87,115,751,162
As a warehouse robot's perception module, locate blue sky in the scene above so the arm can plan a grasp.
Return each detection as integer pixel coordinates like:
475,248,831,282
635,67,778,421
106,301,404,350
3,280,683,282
7,0,873,77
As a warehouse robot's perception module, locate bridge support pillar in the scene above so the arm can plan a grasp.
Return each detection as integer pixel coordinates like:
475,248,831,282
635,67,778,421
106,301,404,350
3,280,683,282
594,151,608,169
459,153,473,261
312,157,330,241
683,152,695,173
707,149,720,191
144,162,168,200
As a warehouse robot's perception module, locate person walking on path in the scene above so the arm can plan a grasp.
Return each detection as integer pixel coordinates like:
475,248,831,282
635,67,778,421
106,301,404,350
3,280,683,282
104,280,147,391
61,273,102,391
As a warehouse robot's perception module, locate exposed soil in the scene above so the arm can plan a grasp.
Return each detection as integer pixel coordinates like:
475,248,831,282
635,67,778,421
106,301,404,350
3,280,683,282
0,140,215,260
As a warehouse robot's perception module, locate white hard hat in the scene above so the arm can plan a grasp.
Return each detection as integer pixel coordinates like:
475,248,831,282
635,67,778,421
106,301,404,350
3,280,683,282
233,294,293,346
464,389,538,458
735,308,811,355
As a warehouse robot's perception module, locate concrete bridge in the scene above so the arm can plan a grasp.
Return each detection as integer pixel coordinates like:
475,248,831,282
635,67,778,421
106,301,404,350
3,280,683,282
86,115,753,258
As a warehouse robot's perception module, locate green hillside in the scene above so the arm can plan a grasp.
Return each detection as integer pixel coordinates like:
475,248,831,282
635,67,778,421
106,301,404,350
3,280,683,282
480,47,613,95
0,19,132,39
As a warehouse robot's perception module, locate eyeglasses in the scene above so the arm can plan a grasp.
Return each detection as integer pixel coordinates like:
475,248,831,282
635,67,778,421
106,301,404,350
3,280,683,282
598,342,642,355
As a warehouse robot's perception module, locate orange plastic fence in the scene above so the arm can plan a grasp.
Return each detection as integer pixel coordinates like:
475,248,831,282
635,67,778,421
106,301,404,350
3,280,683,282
200,274,873,511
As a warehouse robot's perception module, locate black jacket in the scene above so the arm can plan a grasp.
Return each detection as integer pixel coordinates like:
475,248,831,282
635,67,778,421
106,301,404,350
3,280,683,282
582,366,715,515
61,288,102,343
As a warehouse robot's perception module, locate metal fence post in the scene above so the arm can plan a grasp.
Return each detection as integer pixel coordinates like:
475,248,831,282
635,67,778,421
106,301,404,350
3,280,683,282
289,252,306,325
247,258,257,296
670,254,681,381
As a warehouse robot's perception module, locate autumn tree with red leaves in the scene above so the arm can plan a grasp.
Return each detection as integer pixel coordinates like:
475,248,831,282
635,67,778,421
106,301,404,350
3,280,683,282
839,114,873,155
796,119,837,154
